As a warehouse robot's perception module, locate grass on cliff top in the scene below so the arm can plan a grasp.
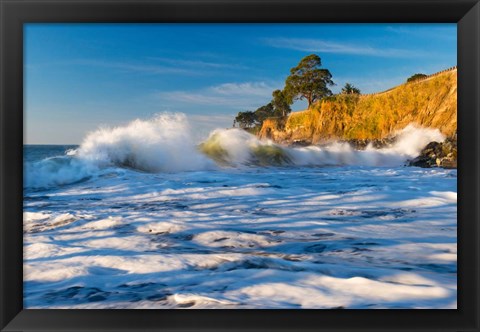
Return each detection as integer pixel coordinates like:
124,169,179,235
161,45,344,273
283,70,457,141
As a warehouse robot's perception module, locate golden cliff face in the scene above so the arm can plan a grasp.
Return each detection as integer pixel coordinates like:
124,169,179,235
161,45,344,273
259,68,457,144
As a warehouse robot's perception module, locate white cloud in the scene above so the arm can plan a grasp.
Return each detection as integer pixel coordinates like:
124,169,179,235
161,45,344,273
156,81,280,110
262,38,428,58
30,59,207,76
210,82,274,96
48,57,249,78
385,26,456,40
161,92,233,105
147,57,248,70
73,59,199,75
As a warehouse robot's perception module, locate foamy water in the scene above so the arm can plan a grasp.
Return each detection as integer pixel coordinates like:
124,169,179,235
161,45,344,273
23,114,456,309
24,114,444,189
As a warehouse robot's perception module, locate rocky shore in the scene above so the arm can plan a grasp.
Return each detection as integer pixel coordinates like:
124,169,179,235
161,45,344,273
288,137,457,169
289,137,396,149
342,137,397,150
256,67,457,170
408,137,457,169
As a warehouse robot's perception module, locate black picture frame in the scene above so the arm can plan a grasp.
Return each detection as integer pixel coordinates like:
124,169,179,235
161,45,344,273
1,0,479,331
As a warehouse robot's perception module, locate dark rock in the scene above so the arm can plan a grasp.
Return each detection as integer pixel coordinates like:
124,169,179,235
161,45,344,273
346,139,369,150
289,140,312,147
408,138,457,169
345,137,396,150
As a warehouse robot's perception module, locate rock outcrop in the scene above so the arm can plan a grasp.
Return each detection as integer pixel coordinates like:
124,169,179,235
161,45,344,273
408,137,457,169
258,67,457,168
259,68,457,143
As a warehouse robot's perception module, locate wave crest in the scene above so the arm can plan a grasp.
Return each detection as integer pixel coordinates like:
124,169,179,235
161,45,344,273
200,124,444,167
24,113,445,189
76,113,213,172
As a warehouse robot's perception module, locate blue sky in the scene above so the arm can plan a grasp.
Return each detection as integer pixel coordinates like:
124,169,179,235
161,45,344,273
25,23,456,144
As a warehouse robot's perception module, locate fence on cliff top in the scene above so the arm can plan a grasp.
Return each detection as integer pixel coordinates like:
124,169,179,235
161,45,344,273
262,66,457,121
361,65,457,97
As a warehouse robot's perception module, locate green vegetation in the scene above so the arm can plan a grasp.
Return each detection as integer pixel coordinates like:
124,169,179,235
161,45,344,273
271,89,292,117
407,73,428,83
234,54,335,133
233,111,257,129
341,83,361,95
234,102,278,130
234,88,291,132
259,68,457,142
237,56,456,144
254,103,276,123
284,54,335,109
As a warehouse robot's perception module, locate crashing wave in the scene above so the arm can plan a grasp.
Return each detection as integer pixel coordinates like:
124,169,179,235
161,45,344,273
24,113,445,189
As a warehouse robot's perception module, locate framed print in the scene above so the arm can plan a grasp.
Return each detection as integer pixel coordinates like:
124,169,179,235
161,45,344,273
1,0,479,331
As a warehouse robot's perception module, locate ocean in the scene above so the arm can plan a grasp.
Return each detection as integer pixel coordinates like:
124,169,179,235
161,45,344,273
23,114,457,309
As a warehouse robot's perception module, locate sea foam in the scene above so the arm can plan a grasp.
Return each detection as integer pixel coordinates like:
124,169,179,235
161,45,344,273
25,113,214,188
76,113,213,172
24,113,445,189
201,124,444,167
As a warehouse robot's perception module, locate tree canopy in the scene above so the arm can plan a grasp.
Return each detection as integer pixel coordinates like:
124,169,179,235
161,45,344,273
234,103,277,129
271,89,292,117
341,83,361,95
284,54,335,109
234,91,292,131
233,54,338,132
234,111,257,129
254,103,275,123
407,73,428,83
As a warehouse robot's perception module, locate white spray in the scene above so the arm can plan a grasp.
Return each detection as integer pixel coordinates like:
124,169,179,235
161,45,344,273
24,113,445,189
76,113,213,172
205,124,445,167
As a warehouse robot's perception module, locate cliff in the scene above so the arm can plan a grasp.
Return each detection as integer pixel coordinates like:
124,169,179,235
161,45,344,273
258,67,457,144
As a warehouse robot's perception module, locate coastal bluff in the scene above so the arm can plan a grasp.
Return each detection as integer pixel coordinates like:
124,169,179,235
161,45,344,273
258,67,457,145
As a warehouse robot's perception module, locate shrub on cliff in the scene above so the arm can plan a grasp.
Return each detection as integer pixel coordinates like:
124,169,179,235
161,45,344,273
254,103,276,123
272,89,292,117
235,91,292,132
234,111,257,129
407,73,427,83
341,83,361,95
